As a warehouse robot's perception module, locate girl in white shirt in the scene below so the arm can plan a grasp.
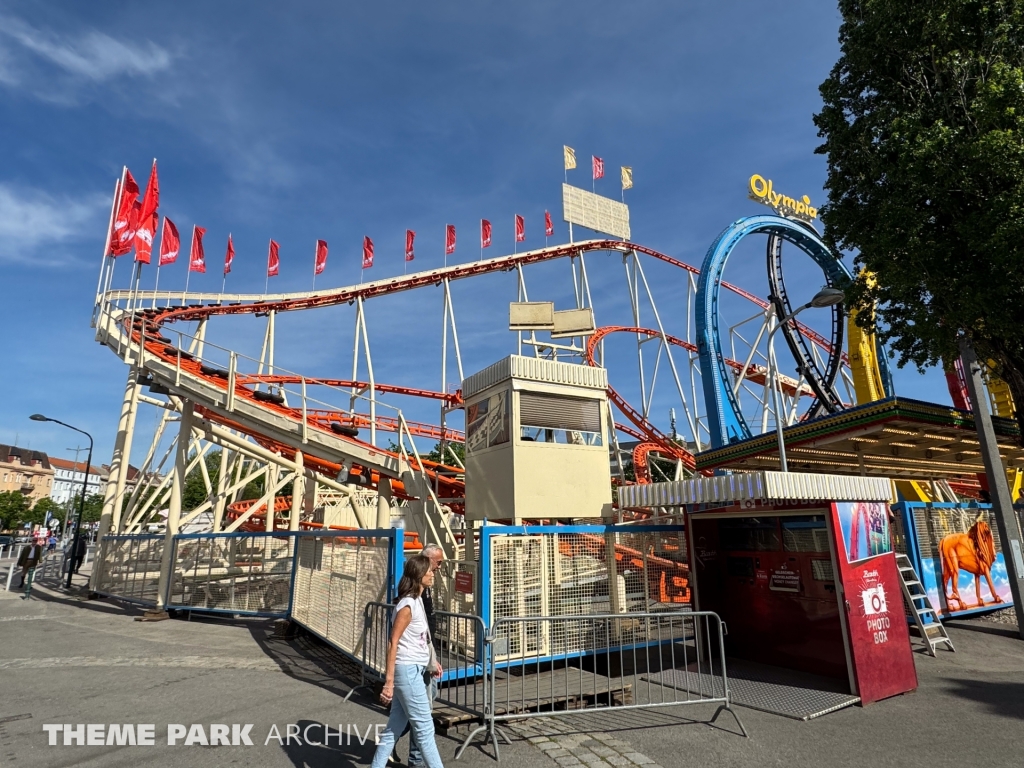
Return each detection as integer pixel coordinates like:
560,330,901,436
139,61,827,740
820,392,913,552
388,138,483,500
371,555,444,768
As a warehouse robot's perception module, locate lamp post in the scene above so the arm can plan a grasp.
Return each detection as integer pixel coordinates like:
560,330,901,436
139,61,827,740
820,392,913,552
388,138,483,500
766,287,844,472
30,415,93,589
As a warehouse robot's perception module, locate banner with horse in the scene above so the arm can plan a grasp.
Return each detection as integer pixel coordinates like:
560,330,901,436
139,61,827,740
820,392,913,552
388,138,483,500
894,502,1013,619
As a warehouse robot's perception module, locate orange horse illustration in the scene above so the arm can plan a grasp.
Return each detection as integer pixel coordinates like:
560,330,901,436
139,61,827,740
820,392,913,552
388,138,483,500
939,519,1004,610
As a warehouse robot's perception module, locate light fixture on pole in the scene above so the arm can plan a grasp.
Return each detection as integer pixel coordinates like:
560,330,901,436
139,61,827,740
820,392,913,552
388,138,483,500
766,287,844,472
29,414,93,590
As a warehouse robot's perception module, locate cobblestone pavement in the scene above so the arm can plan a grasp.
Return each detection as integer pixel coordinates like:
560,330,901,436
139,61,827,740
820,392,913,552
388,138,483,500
510,718,661,768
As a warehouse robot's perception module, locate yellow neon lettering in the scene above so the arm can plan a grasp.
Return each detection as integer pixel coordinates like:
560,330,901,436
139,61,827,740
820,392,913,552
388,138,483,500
747,175,817,220
749,174,768,199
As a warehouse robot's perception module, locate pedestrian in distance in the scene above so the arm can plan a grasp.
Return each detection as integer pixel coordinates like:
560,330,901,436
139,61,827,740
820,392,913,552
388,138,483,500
16,538,45,599
72,535,88,575
395,544,445,767
47,534,56,552
371,555,445,768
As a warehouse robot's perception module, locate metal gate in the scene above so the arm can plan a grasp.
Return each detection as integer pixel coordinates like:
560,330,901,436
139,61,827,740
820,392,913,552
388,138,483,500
479,524,690,664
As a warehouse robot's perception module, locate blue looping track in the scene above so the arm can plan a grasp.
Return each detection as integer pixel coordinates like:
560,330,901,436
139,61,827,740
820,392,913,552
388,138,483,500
696,215,859,449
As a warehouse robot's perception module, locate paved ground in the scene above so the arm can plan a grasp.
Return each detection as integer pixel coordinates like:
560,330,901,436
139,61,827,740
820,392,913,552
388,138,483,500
0,568,1021,768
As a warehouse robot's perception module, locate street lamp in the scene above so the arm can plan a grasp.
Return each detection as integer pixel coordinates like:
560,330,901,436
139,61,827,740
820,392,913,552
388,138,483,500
766,287,844,472
29,414,93,589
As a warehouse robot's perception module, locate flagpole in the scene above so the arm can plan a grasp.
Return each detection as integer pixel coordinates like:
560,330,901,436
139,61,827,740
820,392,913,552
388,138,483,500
153,265,161,309
94,174,121,313
125,260,142,361
102,167,129,302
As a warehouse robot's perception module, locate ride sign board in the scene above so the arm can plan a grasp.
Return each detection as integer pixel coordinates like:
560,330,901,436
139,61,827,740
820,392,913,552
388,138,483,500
748,174,818,223
562,184,631,240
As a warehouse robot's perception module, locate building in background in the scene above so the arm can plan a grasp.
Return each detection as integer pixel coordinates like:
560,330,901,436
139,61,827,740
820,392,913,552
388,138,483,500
0,444,54,505
49,458,106,505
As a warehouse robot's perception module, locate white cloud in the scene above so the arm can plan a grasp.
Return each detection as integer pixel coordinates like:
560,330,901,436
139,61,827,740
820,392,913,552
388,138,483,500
0,183,109,266
0,16,171,87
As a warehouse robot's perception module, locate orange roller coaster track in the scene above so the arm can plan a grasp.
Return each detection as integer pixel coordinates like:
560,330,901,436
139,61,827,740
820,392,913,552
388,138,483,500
106,238,842,508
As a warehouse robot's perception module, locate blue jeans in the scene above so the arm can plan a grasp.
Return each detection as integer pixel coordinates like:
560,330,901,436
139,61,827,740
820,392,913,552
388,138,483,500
371,664,443,768
407,676,438,765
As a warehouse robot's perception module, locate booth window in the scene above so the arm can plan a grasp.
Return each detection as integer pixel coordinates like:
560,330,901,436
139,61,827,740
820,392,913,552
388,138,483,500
519,391,603,446
466,389,511,451
811,559,835,582
782,516,830,552
719,517,780,552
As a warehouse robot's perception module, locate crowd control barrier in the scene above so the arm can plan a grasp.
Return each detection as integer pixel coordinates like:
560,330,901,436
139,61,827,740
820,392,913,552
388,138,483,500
458,609,746,761
166,531,296,616
93,534,166,606
289,529,402,663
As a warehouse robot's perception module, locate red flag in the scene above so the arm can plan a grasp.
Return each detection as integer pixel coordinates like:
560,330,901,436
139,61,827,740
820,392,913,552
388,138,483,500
545,210,553,237
133,211,157,264
445,224,456,255
314,239,328,275
110,169,140,256
405,229,415,261
133,161,159,263
158,217,180,266
515,214,525,243
188,226,207,273
592,155,604,180
267,240,280,277
481,219,492,249
362,236,374,269
223,234,235,275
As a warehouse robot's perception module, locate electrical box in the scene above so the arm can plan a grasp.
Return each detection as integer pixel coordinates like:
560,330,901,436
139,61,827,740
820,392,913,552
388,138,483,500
462,355,612,522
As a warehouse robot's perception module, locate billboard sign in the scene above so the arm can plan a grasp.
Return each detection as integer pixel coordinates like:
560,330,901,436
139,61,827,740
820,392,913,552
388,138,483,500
562,184,630,240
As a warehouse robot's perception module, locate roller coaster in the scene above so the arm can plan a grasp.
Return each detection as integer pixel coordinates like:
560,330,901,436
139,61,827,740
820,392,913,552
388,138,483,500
90,161,1020,594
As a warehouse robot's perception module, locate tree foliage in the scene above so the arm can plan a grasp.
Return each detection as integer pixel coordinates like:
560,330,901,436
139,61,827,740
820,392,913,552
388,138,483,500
815,0,1024,434
0,491,31,531
69,493,105,524
30,498,64,527
182,450,280,512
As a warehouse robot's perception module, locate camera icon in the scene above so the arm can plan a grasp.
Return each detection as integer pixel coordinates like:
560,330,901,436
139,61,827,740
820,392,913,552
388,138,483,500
861,585,888,615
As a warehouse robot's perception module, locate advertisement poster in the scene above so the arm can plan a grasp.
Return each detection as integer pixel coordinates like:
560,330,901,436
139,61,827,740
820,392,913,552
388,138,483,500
915,508,1013,617
829,503,918,704
835,502,891,563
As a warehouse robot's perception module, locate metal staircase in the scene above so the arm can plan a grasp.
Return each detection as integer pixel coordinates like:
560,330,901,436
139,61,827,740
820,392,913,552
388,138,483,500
895,553,954,656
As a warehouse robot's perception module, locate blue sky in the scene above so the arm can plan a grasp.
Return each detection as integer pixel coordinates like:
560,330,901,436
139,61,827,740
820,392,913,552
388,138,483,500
0,1,952,466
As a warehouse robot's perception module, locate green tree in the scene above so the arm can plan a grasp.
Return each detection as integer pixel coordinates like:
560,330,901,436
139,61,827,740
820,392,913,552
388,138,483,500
30,498,63,528
815,0,1024,435
0,491,30,531
183,450,222,511
69,493,105,524
181,449,286,511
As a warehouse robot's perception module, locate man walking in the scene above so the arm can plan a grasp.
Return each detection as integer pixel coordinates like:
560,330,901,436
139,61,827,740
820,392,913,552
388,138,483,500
72,535,88,575
17,538,45,599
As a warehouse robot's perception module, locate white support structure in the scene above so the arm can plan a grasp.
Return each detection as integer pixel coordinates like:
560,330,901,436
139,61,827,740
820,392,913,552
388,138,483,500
156,401,194,609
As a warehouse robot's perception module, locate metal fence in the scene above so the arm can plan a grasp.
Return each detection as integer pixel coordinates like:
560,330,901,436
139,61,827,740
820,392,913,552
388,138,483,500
167,532,296,616
480,525,690,664
290,530,401,662
93,534,166,606
353,600,491,757
460,610,745,761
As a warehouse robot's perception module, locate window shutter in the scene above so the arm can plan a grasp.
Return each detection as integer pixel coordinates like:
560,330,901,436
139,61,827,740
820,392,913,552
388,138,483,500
519,392,602,433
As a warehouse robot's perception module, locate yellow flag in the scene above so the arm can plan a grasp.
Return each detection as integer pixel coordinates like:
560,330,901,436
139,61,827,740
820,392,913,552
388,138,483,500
621,166,633,190
564,145,576,170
